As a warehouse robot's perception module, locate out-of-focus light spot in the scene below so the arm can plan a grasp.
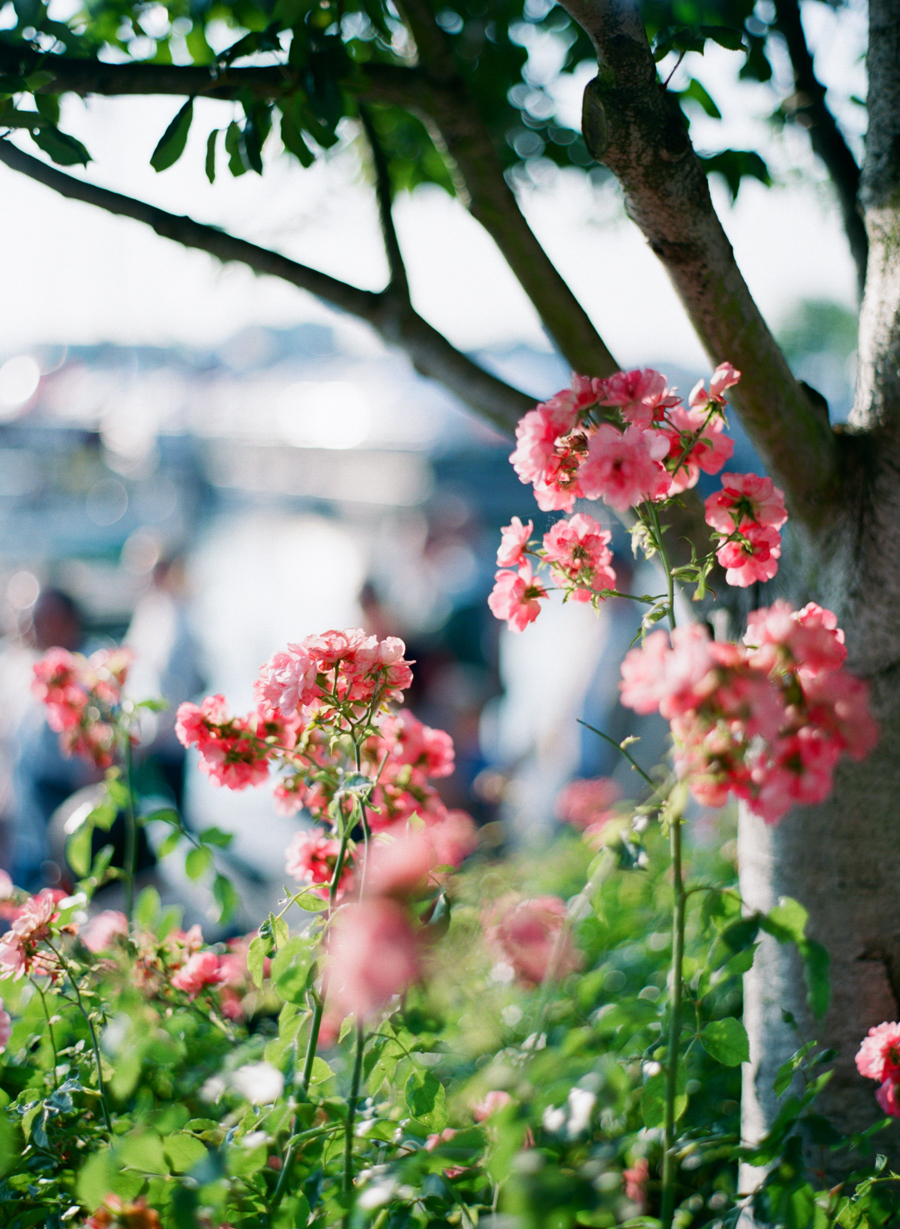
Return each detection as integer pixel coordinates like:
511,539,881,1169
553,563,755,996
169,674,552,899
276,381,371,449
121,529,162,575
0,355,40,414
86,478,128,526
6,571,39,610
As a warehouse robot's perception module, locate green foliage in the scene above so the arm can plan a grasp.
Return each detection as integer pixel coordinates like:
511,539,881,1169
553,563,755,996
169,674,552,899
0,0,844,204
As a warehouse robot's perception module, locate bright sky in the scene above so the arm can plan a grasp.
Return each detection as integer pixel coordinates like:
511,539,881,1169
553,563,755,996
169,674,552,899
0,1,865,381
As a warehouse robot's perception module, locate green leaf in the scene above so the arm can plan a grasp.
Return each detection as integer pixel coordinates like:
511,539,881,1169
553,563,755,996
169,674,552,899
271,934,317,1004
205,127,217,183
146,807,182,828
150,98,194,172
77,1150,116,1208
185,844,213,881
200,825,234,848
280,109,314,167
247,934,267,988
135,885,162,930
213,873,241,925
699,24,746,52
763,898,808,945
31,125,91,166
699,1017,749,1066
641,1066,687,1129
67,823,93,878
290,886,329,912
405,1069,447,1131
119,1130,169,1174
680,77,721,119
157,830,181,859
802,938,830,1020
163,1131,208,1174
225,119,249,176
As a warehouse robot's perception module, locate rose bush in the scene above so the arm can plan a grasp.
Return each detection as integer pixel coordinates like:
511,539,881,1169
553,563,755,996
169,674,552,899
0,365,896,1228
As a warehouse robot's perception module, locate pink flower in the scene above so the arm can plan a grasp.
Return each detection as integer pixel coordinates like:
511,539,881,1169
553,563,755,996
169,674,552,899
555,777,622,830
253,645,319,716
877,1079,900,1117
483,895,581,987
705,472,788,534
80,910,129,953
488,562,547,632
473,1090,512,1121
0,892,62,978
856,1022,900,1084
172,949,223,996
285,831,353,900
594,368,677,428
497,517,533,568
542,513,616,599
689,362,741,410
579,423,670,511
620,624,718,719
715,522,782,587
363,829,439,900
745,601,847,677
661,404,734,493
801,669,879,761
323,898,421,1025
623,1157,649,1208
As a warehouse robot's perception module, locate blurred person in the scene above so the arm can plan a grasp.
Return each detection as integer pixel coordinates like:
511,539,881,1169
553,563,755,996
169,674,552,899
10,588,97,889
124,554,206,813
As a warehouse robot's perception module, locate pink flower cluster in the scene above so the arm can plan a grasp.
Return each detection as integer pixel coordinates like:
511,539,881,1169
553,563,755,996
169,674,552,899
856,1021,900,1116
489,511,617,632
483,894,581,987
32,647,133,768
619,602,878,824
704,472,788,587
176,629,416,792
493,363,790,630
321,829,450,1033
0,888,74,979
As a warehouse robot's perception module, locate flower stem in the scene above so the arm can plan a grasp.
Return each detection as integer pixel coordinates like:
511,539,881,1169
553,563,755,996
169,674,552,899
343,1022,366,1207
647,504,676,631
46,941,112,1132
122,735,138,922
660,813,686,1229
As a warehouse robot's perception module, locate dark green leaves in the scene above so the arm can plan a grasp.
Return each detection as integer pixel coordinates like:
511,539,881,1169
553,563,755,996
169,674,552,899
150,98,194,172
30,125,90,166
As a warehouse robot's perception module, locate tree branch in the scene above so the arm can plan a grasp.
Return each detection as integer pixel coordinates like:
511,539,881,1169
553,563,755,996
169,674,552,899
559,0,840,529
0,137,532,432
772,0,867,299
358,104,408,296
852,0,900,434
2,37,618,378
392,0,619,378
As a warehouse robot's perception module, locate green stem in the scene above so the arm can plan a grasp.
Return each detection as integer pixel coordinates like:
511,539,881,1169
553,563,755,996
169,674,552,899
660,814,686,1229
647,504,676,631
300,993,324,1092
46,941,112,1133
34,982,59,1079
343,1023,366,1206
123,735,138,922
576,719,656,788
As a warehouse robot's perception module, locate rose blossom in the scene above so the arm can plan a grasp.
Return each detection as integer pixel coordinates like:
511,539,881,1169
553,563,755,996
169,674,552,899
172,949,223,997
488,562,547,632
578,423,671,510
483,894,580,986
856,1021,900,1084
705,472,788,533
323,898,421,1025
496,517,533,568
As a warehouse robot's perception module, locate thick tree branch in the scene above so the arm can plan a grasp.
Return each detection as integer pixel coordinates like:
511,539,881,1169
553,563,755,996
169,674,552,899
392,0,618,380
0,137,532,432
852,0,900,436
772,0,867,299
560,0,840,528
